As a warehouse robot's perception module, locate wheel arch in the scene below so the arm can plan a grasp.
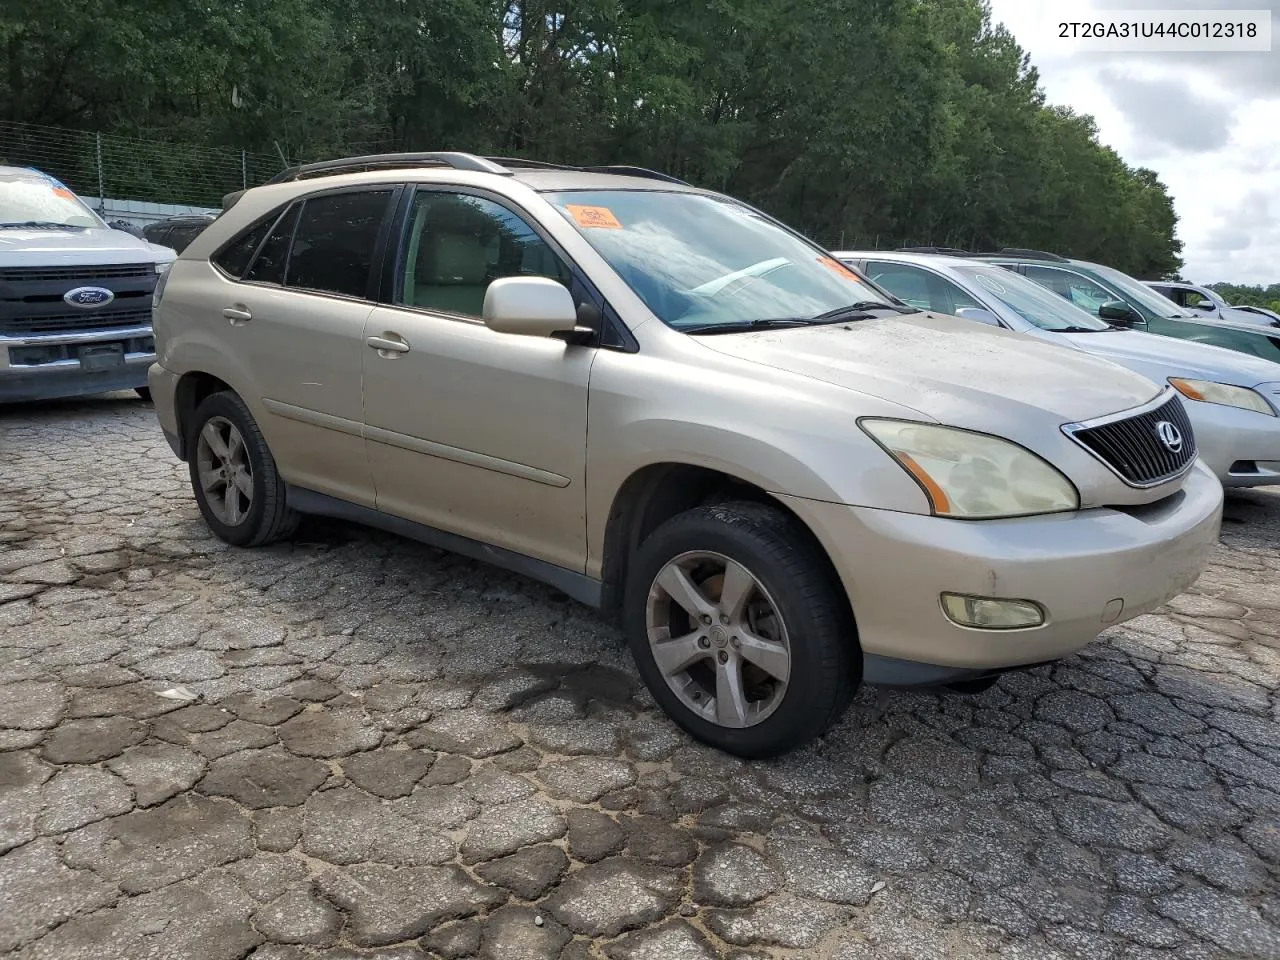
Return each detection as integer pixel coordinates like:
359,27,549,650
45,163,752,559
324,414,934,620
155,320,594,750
171,371,235,460
597,461,855,637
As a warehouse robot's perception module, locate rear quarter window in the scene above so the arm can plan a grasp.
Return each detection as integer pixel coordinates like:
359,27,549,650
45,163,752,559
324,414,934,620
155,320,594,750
213,217,275,279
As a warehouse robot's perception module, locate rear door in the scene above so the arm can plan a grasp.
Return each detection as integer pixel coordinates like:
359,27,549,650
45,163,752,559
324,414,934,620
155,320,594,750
210,187,398,505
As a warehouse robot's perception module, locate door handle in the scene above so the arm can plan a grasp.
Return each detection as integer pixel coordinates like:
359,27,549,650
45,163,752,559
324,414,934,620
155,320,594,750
366,334,410,355
222,306,253,323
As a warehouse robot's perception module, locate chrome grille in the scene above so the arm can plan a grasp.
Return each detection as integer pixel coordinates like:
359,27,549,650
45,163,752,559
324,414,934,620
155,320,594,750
1064,392,1196,488
0,264,153,282
0,308,152,335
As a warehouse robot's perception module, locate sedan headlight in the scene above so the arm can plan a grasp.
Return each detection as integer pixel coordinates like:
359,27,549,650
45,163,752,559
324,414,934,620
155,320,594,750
1169,378,1276,417
860,419,1079,519
155,261,173,275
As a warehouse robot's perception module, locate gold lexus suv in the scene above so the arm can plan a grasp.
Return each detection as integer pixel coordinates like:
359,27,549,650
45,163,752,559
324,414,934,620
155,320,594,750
149,153,1223,756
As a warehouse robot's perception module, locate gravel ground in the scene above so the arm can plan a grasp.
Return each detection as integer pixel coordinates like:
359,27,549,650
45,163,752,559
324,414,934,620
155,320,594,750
2,392,1279,960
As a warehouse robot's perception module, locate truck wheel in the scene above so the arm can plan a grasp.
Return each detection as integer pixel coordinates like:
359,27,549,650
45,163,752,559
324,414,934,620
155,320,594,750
624,500,858,758
186,391,298,547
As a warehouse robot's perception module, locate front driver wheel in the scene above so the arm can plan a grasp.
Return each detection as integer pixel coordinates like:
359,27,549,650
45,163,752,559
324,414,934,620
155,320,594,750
624,501,858,758
186,390,298,547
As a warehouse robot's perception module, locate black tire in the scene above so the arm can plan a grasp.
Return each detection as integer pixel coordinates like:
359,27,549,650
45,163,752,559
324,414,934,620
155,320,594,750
945,676,1000,695
135,387,152,401
623,500,858,758
185,390,298,547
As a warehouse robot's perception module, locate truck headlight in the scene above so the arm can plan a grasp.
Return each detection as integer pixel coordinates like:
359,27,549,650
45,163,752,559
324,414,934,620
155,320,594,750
1169,378,1276,416
860,419,1080,519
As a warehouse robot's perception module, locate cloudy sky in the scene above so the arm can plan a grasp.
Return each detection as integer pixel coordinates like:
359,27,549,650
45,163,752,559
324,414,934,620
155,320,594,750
984,0,1278,284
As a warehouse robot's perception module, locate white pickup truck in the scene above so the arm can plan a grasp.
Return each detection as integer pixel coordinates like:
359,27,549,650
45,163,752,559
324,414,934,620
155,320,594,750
0,166,176,403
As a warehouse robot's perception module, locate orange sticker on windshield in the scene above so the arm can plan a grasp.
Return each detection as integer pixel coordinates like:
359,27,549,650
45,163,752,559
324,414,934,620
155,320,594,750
52,187,77,200
566,204,623,229
817,256,859,279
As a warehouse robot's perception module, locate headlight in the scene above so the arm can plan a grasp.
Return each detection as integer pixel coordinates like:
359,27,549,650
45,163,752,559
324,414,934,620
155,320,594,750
860,419,1079,519
155,261,173,274
1169,378,1276,416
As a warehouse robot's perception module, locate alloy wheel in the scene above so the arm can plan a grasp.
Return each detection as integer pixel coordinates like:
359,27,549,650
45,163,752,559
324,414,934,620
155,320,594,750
645,550,791,728
195,416,254,526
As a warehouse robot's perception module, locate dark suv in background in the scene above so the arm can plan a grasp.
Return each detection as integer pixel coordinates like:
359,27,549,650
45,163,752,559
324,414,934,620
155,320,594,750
143,214,217,253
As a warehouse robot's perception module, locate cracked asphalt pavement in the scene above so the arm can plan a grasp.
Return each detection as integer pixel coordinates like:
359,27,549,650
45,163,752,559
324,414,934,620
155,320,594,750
2,393,1280,960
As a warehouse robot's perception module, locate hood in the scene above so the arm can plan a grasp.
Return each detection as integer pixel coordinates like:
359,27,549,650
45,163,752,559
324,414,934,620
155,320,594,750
1058,329,1280,387
693,312,1161,426
0,227,175,267
1169,313,1280,339
1221,305,1280,329
1213,308,1274,330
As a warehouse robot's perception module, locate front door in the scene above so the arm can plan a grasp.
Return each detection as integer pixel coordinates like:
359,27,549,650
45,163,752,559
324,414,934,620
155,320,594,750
361,188,595,571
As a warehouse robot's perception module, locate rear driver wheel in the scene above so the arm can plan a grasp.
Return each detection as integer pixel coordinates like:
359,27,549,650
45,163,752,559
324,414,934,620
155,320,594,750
186,391,298,547
624,501,858,758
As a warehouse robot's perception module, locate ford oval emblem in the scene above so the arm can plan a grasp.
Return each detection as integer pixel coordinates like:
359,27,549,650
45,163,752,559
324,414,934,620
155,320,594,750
63,286,114,308
1155,421,1183,454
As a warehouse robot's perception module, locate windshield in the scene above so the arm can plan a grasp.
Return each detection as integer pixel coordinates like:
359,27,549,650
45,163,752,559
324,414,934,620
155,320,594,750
545,190,895,330
954,265,1111,332
0,175,104,229
1091,263,1196,319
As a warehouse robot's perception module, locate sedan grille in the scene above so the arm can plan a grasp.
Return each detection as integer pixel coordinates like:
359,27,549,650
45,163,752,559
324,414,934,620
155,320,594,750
1064,392,1196,488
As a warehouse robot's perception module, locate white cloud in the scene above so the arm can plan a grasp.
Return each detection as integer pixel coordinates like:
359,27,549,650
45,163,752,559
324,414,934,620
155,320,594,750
985,0,1280,284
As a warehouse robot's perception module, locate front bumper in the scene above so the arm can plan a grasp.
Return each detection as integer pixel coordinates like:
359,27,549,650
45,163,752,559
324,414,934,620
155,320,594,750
1189,386,1280,488
778,461,1223,683
0,325,154,403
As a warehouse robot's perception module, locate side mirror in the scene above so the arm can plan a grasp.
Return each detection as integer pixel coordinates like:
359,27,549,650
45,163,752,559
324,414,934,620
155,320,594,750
1193,301,1216,311
954,307,1001,327
482,277,578,338
1099,300,1140,326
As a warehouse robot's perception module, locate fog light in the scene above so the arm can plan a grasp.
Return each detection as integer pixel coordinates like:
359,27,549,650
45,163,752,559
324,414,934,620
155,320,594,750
941,593,1045,630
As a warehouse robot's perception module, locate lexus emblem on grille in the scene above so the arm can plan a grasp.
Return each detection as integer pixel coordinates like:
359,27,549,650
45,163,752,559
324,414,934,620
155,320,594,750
1155,420,1183,453
63,286,114,308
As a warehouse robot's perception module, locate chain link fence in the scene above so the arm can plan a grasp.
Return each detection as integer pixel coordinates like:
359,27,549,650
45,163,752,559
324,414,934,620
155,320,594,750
0,120,283,210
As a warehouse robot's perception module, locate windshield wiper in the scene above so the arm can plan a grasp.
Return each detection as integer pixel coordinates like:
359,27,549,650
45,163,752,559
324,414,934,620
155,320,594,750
810,301,914,323
0,220,83,229
1057,325,1112,333
679,318,815,335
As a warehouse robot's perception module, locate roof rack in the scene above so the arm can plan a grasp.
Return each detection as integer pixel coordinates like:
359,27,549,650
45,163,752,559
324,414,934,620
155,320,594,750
895,246,973,256
579,165,691,186
264,152,512,186
481,157,576,171
257,151,692,190
980,247,1070,262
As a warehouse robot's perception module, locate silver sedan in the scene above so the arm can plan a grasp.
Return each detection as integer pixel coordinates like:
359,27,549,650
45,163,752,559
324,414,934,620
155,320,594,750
837,250,1280,489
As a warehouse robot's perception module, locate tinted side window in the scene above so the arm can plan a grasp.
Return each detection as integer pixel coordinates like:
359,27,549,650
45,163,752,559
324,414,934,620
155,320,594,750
864,262,981,315
214,218,273,279
396,191,571,317
285,190,393,299
245,204,301,285
1024,266,1116,316
144,224,172,247
864,262,931,310
166,224,203,253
